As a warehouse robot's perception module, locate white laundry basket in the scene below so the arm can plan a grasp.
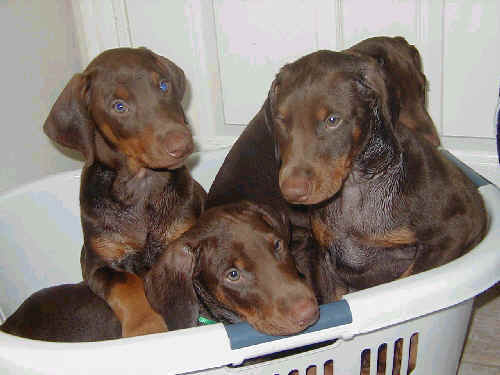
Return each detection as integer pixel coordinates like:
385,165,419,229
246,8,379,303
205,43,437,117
0,148,498,375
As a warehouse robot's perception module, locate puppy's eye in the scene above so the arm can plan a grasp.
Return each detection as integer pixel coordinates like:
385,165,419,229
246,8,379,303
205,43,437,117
275,114,286,126
226,268,240,282
159,79,169,92
325,113,341,128
112,100,128,113
274,239,282,252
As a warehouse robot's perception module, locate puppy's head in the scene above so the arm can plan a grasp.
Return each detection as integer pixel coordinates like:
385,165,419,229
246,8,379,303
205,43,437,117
144,201,319,336
348,36,440,146
43,47,193,170
269,51,399,205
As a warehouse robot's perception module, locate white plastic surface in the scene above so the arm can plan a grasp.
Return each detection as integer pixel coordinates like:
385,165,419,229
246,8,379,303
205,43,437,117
0,148,498,375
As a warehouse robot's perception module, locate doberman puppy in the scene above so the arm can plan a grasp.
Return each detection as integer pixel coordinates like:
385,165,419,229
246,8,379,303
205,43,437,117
43,47,206,337
271,50,487,302
208,37,440,230
144,200,319,335
1,201,319,340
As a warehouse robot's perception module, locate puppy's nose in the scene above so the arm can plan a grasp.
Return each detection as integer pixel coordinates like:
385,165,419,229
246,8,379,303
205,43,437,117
165,130,193,159
292,297,319,328
280,175,311,203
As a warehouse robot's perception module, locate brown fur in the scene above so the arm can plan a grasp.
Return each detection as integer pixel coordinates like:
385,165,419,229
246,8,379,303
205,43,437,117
144,201,319,336
1,283,121,342
106,273,166,335
43,47,206,337
209,37,486,307
1,203,318,341
348,36,440,146
268,48,487,301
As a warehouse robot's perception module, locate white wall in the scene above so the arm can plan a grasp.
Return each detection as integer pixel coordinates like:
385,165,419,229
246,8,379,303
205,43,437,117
1,0,498,192
0,0,84,193
72,0,498,183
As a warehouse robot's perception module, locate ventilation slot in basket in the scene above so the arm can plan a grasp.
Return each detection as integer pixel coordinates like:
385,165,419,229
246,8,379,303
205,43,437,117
408,333,418,374
228,340,336,374
287,360,334,375
360,333,419,375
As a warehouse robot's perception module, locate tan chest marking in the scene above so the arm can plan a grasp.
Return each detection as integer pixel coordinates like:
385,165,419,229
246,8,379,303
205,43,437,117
90,234,143,262
311,216,335,247
361,226,416,248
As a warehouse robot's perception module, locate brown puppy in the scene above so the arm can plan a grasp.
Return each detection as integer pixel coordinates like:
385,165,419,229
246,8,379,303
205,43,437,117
144,201,319,336
208,36,439,228
271,50,487,302
348,36,440,146
43,47,206,337
1,283,121,342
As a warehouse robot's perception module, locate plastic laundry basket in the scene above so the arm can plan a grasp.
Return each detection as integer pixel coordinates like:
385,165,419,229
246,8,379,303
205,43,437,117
0,148,498,375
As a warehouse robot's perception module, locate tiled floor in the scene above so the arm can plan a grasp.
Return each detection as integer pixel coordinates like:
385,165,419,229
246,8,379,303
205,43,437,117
458,282,500,375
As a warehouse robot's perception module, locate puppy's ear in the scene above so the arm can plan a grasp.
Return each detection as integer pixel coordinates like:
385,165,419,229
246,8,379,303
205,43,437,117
43,73,95,162
144,238,199,331
242,201,290,242
141,48,186,100
350,37,440,146
400,43,441,146
354,65,403,173
268,75,280,116
356,62,400,131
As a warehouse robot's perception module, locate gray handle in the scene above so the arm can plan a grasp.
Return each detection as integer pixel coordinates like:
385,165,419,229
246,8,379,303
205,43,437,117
224,299,352,350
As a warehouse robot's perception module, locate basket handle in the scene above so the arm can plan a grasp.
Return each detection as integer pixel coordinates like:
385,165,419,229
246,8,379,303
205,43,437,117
224,299,352,350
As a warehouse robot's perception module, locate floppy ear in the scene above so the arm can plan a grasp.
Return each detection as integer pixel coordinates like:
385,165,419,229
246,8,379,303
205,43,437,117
356,63,400,131
267,75,280,117
349,37,440,146
354,65,402,172
140,47,186,100
43,73,95,162
144,238,199,331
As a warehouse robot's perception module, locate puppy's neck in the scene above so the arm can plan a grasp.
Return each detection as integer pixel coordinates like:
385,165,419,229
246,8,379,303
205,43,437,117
93,130,179,205
193,280,241,325
93,130,127,170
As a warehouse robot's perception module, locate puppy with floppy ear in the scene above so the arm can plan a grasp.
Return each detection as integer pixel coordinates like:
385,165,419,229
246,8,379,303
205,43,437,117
145,201,319,336
265,50,486,300
43,47,206,337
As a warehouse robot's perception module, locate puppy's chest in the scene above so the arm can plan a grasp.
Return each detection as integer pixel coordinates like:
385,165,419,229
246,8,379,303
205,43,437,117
118,190,193,243
312,186,390,245
84,171,195,246
311,187,415,268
